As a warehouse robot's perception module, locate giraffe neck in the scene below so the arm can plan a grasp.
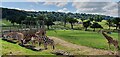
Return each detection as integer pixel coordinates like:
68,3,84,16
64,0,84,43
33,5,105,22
102,31,113,41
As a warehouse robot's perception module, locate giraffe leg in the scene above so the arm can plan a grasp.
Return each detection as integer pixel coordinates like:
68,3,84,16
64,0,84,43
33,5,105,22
38,42,41,46
53,45,55,50
51,41,55,50
108,44,114,54
52,43,55,50
44,42,47,50
108,43,111,50
37,38,41,46
114,46,119,55
31,40,34,46
113,47,118,55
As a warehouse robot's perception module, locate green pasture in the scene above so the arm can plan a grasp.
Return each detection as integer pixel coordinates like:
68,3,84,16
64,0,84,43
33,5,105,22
1,19,117,31
1,38,52,55
0,38,75,55
47,30,119,50
1,19,119,53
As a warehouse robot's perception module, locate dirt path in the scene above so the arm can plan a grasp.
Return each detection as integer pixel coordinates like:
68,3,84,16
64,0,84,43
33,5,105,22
49,36,117,55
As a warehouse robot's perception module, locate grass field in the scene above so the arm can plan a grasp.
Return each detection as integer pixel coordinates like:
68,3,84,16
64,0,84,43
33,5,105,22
47,30,119,50
1,19,119,55
1,38,52,55
1,38,76,55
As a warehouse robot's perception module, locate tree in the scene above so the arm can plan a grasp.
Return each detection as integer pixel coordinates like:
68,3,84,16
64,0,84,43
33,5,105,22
106,19,112,30
62,14,67,27
44,15,55,29
6,15,19,26
81,16,85,22
83,20,91,31
94,15,103,22
22,16,36,26
37,15,45,20
16,15,27,24
90,22,103,31
113,17,120,29
67,17,78,29
45,19,55,29
36,14,55,29
89,17,94,22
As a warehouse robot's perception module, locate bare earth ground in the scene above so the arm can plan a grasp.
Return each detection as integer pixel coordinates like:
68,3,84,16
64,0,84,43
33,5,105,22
49,36,119,55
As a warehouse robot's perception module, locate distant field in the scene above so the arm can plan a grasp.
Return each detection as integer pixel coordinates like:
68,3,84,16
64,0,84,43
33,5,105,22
47,30,119,50
1,19,117,30
0,19,13,26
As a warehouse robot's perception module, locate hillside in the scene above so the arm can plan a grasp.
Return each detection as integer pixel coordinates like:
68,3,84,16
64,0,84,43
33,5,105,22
2,7,114,21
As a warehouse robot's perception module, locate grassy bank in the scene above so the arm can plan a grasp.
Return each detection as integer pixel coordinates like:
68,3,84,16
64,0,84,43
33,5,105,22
47,30,118,50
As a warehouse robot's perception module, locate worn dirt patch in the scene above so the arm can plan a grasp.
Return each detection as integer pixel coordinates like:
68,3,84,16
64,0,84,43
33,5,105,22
49,36,118,55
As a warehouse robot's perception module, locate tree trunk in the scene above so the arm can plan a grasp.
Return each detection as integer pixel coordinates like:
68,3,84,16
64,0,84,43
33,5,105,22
93,28,95,31
118,24,120,29
109,25,110,30
116,26,118,30
85,27,87,31
64,21,66,27
50,25,52,29
12,23,15,26
47,25,50,29
70,23,73,29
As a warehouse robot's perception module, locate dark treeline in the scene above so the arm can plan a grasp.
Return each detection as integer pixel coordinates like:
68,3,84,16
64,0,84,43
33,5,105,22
2,7,114,21
1,7,120,30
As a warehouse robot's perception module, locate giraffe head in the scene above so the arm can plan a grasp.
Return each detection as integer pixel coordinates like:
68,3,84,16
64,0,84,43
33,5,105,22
3,34,7,39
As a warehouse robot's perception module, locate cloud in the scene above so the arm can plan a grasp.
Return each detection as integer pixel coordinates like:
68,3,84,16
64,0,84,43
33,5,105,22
2,0,118,17
27,0,68,7
57,8,70,13
26,0,42,4
71,0,113,2
3,6,39,12
73,2,118,17
26,0,42,2
102,2,118,16
72,2,106,13
26,0,113,2
43,2,68,7
2,0,115,2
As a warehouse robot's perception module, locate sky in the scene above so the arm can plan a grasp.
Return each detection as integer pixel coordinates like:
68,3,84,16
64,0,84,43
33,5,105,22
1,0,120,17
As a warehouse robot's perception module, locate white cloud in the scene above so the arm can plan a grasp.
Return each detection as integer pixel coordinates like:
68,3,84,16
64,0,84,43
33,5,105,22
3,6,39,12
102,2,118,17
2,0,118,17
26,0,41,2
26,0,42,4
73,2,118,17
57,8,70,13
71,0,113,2
43,0,69,2
2,0,116,2
43,2,68,7
26,0,113,2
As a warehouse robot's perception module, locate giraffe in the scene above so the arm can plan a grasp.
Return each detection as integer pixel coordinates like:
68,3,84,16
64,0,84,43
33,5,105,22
35,28,46,36
3,32,24,44
18,29,42,45
39,35,55,50
35,29,55,50
102,30,119,51
25,30,55,50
